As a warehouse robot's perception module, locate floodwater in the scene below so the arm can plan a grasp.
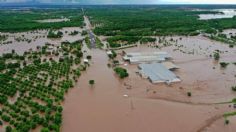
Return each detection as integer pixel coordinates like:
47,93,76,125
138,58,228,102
198,9,236,20
62,49,220,132
62,36,235,132
0,27,84,55
118,36,236,104
36,18,70,23
206,116,236,132
1,25,236,131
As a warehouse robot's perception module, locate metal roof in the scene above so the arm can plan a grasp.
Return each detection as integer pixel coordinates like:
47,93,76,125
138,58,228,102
162,62,179,70
139,63,181,84
123,52,171,64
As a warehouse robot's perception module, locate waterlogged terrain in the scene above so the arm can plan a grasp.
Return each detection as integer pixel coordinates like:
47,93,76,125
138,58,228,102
62,45,234,132
198,9,236,20
0,27,84,55
36,18,70,23
0,5,236,132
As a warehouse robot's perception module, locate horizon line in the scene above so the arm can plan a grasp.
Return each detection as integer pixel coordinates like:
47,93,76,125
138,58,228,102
1,3,236,5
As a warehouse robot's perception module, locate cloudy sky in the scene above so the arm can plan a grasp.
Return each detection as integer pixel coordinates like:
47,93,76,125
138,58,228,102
0,0,236,4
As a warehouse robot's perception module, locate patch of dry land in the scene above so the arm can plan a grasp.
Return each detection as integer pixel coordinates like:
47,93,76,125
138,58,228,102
61,35,236,132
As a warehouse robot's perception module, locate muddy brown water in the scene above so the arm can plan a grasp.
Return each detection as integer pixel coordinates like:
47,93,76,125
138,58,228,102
205,116,236,132
62,48,233,132
0,27,84,55
198,9,236,20
1,31,236,132
117,36,236,104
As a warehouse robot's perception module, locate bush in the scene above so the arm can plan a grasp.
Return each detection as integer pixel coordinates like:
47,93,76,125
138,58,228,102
7,62,20,69
6,126,12,132
69,30,79,36
225,119,230,125
108,50,117,59
213,52,220,60
232,86,236,91
2,114,11,122
0,60,6,71
47,30,63,38
187,92,192,97
81,30,87,36
89,80,95,85
114,67,129,79
41,128,50,132
86,55,92,60
229,44,234,48
75,69,81,77
220,62,229,68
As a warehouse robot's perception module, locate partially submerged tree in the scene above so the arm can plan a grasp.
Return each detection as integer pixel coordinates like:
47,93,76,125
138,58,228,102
89,80,95,86
213,52,220,61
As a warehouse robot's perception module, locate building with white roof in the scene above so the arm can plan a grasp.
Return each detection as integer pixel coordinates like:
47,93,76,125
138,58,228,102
123,52,171,64
138,63,181,84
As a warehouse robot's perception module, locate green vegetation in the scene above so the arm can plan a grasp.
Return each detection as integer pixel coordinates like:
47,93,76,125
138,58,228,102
213,51,220,60
114,67,129,79
85,36,91,48
220,62,229,68
81,30,87,36
107,36,141,48
209,34,236,47
187,92,192,97
69,30,79,36
108,50,117,59
89,80,95,85
75,69,81,77
47,30,63,38
0,40,84,131
86,55,92,60
0,35,8,41
140,37,156,44
224,111,236,118
232,86,236,91
95,37,104,49
225,119,230,125
85,6,236,47
0,9,83,32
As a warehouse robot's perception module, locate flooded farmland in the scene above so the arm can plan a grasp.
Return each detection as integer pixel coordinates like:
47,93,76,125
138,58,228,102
61,35,236,132
61,49,232,132
0,12,236,131
1,28,235,132
0,27,84,55
198,9,236,20
36,18,70,23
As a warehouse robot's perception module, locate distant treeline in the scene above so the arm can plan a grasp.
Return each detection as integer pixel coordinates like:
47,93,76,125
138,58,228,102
86,7,236,36
0,9,83,32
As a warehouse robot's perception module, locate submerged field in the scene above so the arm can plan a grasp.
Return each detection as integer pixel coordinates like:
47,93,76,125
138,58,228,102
86,6,236,48
0,5,236,132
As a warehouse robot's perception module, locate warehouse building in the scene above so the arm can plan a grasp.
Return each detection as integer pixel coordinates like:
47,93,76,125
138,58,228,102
138,63,181,84
123,52,171,64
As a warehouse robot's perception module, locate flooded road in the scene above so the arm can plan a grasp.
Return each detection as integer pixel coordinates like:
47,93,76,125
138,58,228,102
84,16,96,48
